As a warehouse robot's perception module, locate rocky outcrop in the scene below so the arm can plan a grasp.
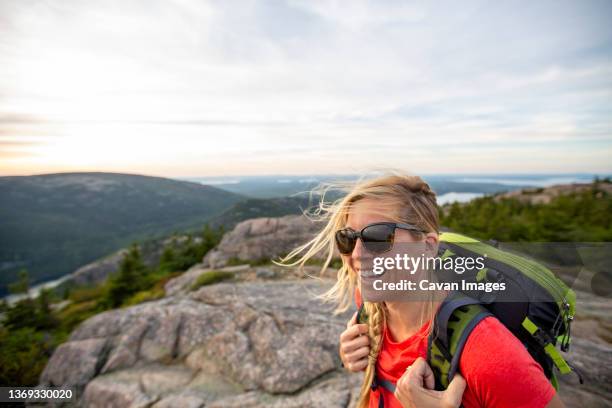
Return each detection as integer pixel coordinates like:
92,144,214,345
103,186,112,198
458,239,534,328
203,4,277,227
495,182,612,205
68,250,129,287
203,215,324,268
556,280,612,408
64,236,200,287
164,264,249,297
558,336,612,407
163,263,335,297
38,279,362,407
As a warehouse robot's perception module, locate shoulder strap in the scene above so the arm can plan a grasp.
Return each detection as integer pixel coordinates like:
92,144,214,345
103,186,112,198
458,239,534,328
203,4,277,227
356,302,368,325
358,293,491,399
427,292,492,390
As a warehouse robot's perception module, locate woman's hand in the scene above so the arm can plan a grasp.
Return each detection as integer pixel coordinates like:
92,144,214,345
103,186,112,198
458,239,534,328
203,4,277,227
394,357,466,408
339,311,370,372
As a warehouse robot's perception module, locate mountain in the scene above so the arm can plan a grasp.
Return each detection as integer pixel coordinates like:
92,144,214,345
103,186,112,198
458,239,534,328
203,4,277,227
207,195,313,229
0,172,244,295
183,175,527,199
183,174,603,199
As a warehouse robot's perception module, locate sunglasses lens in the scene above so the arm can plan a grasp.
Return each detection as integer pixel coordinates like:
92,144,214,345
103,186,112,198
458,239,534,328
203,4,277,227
362,224,395,253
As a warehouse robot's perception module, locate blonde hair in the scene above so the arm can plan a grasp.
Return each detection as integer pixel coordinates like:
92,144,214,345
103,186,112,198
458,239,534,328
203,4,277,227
279,172,440,408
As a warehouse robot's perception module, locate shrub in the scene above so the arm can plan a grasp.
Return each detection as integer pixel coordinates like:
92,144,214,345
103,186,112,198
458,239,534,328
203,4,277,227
56,300,100,333
191,271,234,291
439,187,612,242
67,285,107,303
0,327,54,386
123,289,165,306
226,256,271,266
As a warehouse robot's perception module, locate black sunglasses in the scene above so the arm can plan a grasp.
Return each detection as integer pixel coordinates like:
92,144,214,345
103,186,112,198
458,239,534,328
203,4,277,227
335,222,427,255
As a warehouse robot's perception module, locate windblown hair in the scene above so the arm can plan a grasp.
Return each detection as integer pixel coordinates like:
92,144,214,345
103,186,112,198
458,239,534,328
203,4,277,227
278,172,440,408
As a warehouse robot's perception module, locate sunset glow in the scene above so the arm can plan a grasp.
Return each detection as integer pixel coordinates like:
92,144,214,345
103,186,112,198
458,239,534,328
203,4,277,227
1,1,611,177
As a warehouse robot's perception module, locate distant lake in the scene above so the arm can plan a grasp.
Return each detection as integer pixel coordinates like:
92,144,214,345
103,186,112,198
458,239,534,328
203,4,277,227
437,192,484,205
3,274,71,305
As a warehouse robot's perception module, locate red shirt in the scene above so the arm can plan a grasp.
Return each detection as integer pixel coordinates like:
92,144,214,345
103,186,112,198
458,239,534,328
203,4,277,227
354,290,556,408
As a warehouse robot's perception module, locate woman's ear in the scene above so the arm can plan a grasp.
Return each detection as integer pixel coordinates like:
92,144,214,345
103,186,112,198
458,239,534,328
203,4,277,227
424,232,439,255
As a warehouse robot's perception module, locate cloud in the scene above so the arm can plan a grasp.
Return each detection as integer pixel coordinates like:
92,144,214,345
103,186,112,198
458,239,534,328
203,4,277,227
0,0,611,176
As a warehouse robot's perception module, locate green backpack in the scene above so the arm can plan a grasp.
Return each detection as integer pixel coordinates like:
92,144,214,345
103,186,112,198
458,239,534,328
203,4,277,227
357,232,581,404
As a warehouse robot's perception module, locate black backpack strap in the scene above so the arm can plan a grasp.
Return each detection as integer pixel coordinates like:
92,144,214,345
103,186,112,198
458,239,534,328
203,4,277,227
434,292,484,351
372,374,396,394
428,293,492,390
371,374,392,408
356,301,367,325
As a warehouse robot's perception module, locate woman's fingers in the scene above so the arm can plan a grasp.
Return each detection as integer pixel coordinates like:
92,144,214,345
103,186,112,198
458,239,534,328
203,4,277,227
346,357,369,372
394,375,415,408
394,358,466,408
345,345,370,362
347,311,358,328
442,374,466,408
340,312,370,372
340,330,370,354
406,357,436,391
339,323,369,343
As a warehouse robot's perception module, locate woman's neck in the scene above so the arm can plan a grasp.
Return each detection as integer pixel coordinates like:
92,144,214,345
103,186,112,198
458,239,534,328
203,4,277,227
384,291,447,343
384,301,427,343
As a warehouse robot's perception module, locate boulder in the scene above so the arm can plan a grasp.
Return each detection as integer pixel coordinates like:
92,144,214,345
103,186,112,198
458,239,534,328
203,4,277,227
65,235,201,287
39,338,109,390
69,249,129,287
202,215,324,268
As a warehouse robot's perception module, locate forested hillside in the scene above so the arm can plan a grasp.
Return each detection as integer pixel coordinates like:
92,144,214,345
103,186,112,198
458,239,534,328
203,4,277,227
440,180,612,242
0,172,243,294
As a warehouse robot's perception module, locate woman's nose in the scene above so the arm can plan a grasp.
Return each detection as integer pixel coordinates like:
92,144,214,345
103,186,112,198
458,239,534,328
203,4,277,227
352,236,366,261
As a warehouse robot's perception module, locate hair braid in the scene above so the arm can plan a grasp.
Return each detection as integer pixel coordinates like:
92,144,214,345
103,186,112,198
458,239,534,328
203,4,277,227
357,302,386,408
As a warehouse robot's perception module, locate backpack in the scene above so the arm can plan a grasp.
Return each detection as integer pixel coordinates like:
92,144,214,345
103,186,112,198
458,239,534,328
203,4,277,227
356,232,581,404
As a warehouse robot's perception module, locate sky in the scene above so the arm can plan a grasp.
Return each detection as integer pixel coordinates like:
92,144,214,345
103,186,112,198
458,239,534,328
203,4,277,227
1,0,611,177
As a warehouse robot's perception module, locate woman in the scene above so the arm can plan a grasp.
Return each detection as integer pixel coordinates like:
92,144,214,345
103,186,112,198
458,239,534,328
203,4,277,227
282,173,564,408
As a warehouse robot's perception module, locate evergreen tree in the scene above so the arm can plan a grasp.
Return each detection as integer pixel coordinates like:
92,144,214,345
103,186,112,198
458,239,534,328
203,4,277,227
35,288,58,330
3,299,38,330
160,246,176,265
8,269,30,295
202,224,223,253
99,245,149,308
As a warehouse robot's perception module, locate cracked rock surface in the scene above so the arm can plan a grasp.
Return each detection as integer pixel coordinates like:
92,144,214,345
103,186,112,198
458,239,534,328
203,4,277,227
37,280,362,407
